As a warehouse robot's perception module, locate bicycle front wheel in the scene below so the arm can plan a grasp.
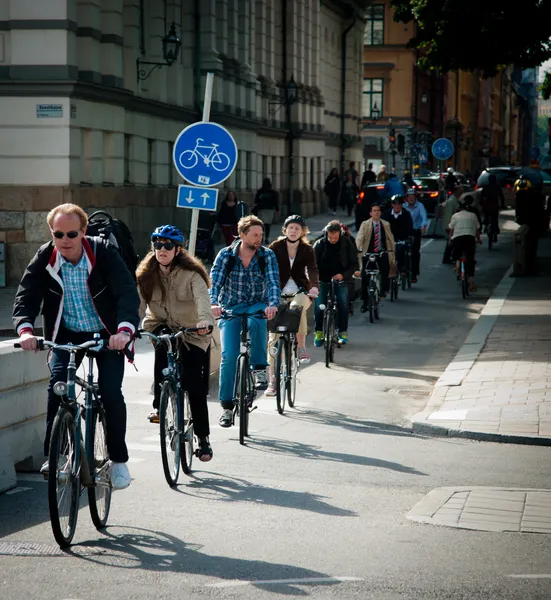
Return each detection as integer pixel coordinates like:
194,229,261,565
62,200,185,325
179,149,198,170
88,404,112,530
180,390,194,475
324,310,333,368
48,407,80,548
368,292,374,323
275,338,287,415
159,381,180,486
288,343,298,408
238,356,250,445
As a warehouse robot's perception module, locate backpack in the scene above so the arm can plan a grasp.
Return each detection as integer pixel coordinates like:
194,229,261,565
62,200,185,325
86,210,139,280
221,240,266,287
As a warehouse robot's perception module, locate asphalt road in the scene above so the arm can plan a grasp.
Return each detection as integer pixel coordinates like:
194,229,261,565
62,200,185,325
2,216,551,599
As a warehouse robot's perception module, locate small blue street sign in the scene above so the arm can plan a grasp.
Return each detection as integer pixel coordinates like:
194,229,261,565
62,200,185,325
432,138,454,160
176,185,219,212
419,150,428,163
173,121,238,187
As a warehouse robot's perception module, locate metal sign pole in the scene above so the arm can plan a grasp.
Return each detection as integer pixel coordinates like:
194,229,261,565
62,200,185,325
188,72,214,256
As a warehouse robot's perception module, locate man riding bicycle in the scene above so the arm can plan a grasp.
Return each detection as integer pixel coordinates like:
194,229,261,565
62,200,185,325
356,202,396,307
479,173,502,243
448,198,481,292
312,220,358,346
210,215,280,428
402,188,428,283
383,194,413,274
12,203,140,489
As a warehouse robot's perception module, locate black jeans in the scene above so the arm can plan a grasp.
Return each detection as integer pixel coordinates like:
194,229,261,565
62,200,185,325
362,253,390,296
45,327,128,462
411,229,422,277
314,282,349,333
452,235,476,277
328,193,339,212
153,340,211,438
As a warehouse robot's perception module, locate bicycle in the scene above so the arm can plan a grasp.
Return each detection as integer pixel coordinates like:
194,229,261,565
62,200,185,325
270,289,308,414
137,325,212,486
458,253,469,299
178,138,231,172
362,251,388,323
396,238,413,291
319,279,343,368
219,309,267,445
14,335,113,548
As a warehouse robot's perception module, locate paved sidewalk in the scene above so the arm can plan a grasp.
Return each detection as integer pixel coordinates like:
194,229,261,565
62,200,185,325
0,210,353,336
413,234,551,444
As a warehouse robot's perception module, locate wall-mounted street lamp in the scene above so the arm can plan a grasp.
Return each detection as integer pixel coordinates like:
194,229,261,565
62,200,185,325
269,76,298,115
136,22,181,83
370,102,380,123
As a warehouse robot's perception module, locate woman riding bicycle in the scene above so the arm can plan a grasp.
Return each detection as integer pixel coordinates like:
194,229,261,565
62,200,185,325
136,225,214,462
266,215,319,395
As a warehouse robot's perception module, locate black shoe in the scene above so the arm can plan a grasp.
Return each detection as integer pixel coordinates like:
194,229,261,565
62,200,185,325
197,437,213,462
218,409,233,428
360,303,368,313
411,278,418,283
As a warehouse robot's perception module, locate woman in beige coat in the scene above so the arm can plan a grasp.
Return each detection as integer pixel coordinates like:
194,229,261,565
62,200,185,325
136,224,214,461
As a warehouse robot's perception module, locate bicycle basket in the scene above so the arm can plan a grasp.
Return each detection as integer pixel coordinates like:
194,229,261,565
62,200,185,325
268,303,303,333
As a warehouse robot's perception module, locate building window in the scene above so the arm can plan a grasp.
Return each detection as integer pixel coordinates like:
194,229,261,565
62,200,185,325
363,78,384,118
364,5,384,46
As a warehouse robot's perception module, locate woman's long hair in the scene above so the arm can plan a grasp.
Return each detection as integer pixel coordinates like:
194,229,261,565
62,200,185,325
136,246,210,305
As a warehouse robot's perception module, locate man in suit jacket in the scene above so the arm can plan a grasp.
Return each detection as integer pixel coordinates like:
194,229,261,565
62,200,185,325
383,194,413,273
356,202,396,308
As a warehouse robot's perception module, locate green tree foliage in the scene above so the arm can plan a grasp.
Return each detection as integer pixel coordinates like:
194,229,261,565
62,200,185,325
390,0,551,78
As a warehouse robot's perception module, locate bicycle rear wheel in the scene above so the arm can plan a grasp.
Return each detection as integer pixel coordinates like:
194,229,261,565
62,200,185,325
159,381,180,486
238,355,250,445
368,292,374,323
324,310,334,368
180,390,194,475
88,403,112,530
48,407,80,548
275,338,287,415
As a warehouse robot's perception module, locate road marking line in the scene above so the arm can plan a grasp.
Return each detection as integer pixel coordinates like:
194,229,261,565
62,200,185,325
17,474,46,483
4,486,32,495
206,576,363,588
508,574,551,579
421,239,434,250
127,443,160,453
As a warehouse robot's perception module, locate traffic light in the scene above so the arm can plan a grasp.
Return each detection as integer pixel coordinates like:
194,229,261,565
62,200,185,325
406,127,414,149
389,127,396,149
397,133,405,155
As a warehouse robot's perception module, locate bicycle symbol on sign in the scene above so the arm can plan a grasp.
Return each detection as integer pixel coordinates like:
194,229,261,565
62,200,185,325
178,138,231,172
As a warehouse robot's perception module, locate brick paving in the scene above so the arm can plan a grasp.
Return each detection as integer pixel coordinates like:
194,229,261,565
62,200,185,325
408,487,551,533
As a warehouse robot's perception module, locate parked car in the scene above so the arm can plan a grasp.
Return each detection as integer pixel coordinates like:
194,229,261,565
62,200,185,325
355,182,388,230
412,175,445,216
475,167,520,206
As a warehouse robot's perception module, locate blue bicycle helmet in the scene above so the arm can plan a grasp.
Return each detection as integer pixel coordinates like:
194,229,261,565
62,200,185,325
151,224,185,244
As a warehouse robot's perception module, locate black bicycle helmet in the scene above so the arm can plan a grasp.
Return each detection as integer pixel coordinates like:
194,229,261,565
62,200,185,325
391,194,405,203
151,224,185,244
284,214,307,228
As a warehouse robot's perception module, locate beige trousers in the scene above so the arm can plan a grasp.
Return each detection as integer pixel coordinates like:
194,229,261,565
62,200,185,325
267,293,311,366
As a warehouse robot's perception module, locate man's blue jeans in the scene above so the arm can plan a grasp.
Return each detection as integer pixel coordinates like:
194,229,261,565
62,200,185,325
314,282,349,333
218,302,268,409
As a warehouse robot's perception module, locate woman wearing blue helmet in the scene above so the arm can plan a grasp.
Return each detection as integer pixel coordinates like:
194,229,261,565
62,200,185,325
136,224,214,461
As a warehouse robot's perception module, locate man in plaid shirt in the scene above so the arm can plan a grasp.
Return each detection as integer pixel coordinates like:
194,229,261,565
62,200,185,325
210,215,280,428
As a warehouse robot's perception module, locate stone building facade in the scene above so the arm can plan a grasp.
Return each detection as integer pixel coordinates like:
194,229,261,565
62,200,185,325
0,0,366,284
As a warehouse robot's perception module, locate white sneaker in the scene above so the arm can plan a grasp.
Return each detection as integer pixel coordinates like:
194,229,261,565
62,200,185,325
265,377,277,397
110,461,131,490
253,369,268,390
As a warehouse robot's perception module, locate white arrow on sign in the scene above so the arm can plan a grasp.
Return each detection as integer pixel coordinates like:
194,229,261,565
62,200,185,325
186,190,194,204
201,192,210,206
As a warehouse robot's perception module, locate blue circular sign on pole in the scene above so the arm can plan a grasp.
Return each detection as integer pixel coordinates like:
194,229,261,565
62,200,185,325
431,138,454,161
173,121,238,187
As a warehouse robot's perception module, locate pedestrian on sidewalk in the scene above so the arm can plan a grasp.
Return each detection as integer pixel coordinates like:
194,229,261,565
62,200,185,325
324,168,341,215
253,178,279,244
12,202,140,490
217,190,240,246
137,224,214,461
341,171,359,217
360,162,376,188
377,164,389,182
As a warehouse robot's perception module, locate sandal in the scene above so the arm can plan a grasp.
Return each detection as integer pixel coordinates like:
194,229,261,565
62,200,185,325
197,437,213,462
148,409,159,423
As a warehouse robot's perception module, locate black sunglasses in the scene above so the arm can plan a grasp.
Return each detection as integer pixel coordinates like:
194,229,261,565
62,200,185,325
153,242,176,251
53,230,79,239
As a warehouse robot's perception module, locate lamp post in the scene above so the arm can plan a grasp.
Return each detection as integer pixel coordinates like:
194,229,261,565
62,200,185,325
136,22,181,83
269,75,298,115
388,118,397,170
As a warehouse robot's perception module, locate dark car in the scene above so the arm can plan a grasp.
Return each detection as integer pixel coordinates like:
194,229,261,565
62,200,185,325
355,182,388,230
412,176,445,216
475,167,520,206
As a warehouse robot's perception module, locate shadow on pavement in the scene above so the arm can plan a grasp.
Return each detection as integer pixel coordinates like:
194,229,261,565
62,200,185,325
71,525,339,594
246,436,427,476
175,472,357,517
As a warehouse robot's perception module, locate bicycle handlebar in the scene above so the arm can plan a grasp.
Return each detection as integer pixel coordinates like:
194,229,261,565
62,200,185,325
281,287,311,299
137,325,214,346
218,309,267,320
14,338,107,353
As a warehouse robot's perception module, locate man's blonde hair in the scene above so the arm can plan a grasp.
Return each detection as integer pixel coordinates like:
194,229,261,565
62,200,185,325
46,203,88,230
237,215,264,235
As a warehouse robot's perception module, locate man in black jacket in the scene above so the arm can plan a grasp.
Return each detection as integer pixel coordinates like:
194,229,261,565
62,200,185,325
312,220,358,345
384,194,413,273
13,203,140,489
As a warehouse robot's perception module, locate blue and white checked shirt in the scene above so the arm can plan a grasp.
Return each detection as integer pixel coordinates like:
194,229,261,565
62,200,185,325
209,243,280,308
60,252,104,332
403,200,429,230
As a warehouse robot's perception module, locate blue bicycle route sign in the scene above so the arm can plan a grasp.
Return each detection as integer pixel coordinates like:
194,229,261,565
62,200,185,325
172,121,238,187
431,138,454,161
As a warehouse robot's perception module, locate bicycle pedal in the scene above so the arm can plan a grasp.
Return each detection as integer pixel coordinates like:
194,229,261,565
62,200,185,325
249,405,258,412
